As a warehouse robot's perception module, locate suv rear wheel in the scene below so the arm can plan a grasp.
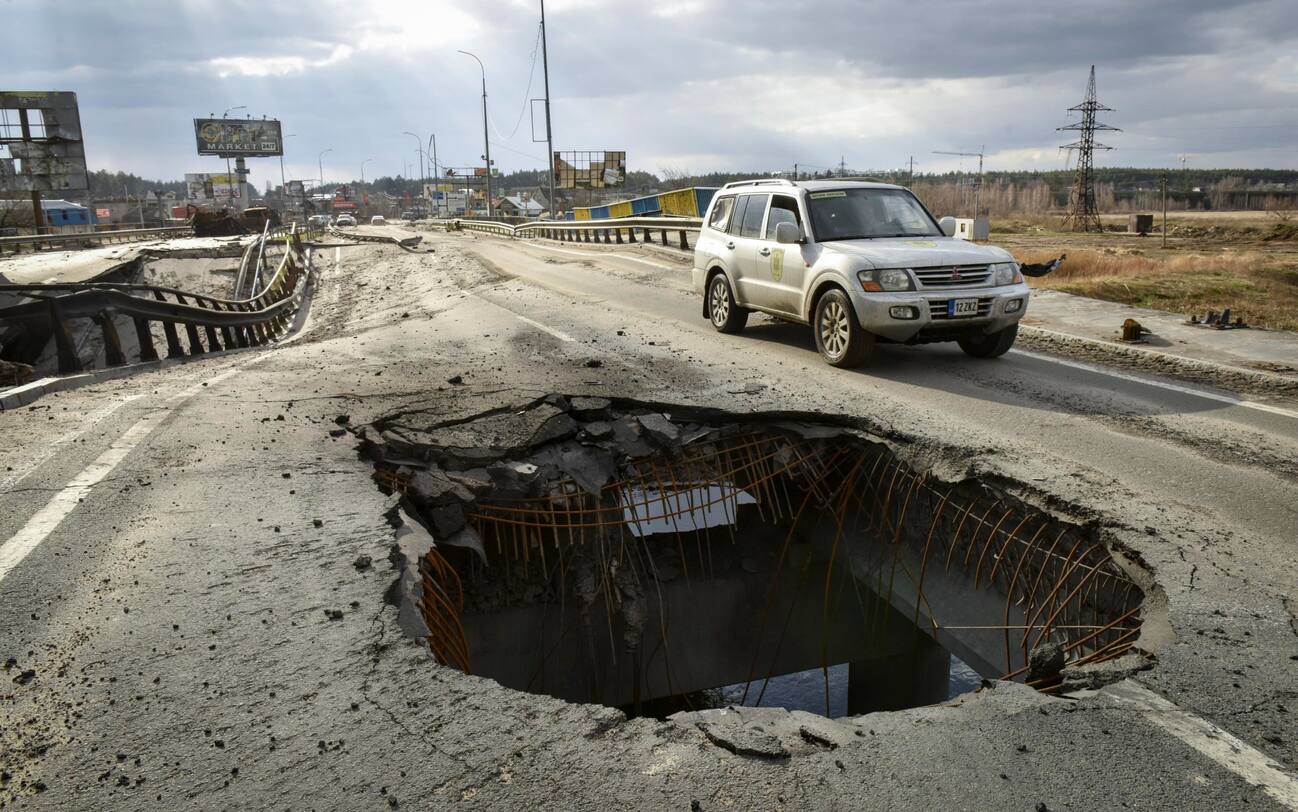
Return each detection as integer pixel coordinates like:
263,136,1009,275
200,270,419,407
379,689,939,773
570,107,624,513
708,274,748,333
813,289,874,368
958,324,1018,358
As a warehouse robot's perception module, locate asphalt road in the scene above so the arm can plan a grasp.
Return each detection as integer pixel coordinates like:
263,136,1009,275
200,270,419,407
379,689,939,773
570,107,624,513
2,232,1296,810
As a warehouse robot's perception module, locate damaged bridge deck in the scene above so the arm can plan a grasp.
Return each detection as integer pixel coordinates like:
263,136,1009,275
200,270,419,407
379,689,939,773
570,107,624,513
1,233,1297,810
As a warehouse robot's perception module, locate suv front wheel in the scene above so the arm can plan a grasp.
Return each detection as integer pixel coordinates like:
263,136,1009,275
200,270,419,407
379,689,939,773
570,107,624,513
958,324,1018,358
813,289,874,368
708,273,748,333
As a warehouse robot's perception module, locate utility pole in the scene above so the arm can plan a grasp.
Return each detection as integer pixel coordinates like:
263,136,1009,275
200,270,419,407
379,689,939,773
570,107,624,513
1160,173,1168,249
361,158,372,184
793,163,798,181
540,0,556,217
459,51,493,218
908,155,915,187
428,134,441,216
839,156,846,177
1058,66,1119,231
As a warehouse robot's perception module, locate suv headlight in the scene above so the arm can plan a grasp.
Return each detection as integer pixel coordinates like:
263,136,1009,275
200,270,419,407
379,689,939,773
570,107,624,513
858,268,915,292
991,262,1022,286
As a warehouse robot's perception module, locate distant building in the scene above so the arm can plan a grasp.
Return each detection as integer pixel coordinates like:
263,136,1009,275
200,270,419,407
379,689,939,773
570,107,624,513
497,195,545,218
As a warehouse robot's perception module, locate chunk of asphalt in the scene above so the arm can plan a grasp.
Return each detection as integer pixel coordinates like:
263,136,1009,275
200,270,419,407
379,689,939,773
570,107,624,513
581,421,613,440
1027,639,1066,683
559,447,617,496
352,554,373,572
696,721,789,759
334,414,351,425
568,396,611,418
446,374,464,385
638,413,681,446
530,413,580,446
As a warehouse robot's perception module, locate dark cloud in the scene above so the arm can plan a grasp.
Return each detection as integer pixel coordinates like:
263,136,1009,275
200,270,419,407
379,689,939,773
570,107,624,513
6,0,1298,181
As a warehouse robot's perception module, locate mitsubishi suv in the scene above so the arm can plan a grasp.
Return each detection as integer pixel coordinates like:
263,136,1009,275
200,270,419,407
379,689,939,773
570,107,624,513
693,179,1030,367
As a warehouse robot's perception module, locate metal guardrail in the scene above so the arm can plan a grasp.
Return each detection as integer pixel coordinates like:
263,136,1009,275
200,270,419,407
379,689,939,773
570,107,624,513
0,224,313,374
326,226,425,250
0,226,194,256
447,215,703,250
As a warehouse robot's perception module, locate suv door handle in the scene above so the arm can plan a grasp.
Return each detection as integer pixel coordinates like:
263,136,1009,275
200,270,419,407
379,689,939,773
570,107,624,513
758,247,771,256
725,241,735,250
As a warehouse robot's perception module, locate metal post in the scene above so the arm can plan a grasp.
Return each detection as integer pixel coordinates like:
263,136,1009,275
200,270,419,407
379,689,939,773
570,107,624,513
1161,173,1168,250
459,51,493,218
18,109,46,235
429,134,442,217
318,148,332,189
403,132,424,198
540,0,556,218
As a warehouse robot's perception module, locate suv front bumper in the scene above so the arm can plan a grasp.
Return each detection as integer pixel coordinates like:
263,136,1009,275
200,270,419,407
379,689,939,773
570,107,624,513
851,284,1031,343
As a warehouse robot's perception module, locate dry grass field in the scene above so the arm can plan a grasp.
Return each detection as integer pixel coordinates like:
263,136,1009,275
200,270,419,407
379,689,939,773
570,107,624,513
995,213,1298,332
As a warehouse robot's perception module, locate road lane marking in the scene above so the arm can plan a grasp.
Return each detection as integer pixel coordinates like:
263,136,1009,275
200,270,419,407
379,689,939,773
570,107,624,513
522,241,679,270
516,315,575,343
1104,682,1298,808
1011,349,1298,421
0,395,144,493
0,366,241,585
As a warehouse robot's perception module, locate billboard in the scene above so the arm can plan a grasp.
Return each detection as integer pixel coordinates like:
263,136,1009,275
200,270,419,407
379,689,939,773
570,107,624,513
184,172,239,202
285,180,304,196
193,117,283,157
554,151,625,189
0,91,88,194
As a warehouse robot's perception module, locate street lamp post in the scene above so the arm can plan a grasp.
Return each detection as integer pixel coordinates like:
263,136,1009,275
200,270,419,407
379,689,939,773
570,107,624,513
318,148,332,190
458,50,493,218
361,158,372,184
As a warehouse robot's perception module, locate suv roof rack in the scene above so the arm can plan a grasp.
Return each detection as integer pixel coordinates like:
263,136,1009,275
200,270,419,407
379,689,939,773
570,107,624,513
721,178,796,190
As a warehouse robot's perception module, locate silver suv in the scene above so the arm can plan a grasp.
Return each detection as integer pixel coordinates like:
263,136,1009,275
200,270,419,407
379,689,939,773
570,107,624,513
693,179,1030,367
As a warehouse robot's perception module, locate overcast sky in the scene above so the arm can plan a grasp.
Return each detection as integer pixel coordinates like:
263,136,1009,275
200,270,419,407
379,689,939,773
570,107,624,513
8,0,1298,189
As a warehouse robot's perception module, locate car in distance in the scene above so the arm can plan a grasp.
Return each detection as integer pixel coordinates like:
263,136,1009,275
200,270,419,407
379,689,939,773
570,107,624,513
693,179,1030,367
334,213,357,227
370,215,387,226
307,214,332,228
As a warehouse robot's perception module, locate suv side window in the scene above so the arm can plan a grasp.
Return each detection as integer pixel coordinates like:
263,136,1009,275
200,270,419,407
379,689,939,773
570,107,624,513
737,194,767,239
727,196,750,236
764,195,801,239
708,196,735,231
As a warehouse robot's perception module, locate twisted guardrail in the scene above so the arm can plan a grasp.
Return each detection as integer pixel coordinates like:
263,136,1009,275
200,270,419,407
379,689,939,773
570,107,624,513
447,215,703,250
326,226,425,251
0,224,314,374
0,226,194,256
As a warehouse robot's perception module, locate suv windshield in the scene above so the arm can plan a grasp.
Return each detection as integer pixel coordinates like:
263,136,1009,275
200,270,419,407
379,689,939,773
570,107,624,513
806,188,941,241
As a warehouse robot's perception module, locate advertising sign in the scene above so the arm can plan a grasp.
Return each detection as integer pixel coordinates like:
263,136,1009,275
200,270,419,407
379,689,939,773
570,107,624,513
193,118,283,157
0,91,88,194
286,180,304,196
184,173,239,202
554,151,626,189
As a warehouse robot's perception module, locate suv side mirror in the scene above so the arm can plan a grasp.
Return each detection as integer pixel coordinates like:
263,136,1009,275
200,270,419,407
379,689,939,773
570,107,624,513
938,216,957,237
774,221,802,244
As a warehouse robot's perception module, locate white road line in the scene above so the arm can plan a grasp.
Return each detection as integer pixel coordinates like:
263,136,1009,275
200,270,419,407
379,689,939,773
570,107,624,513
1011,348,1298,421
1104,682,1298,809
0,366,241,584
516,315,576,343
523,241,679,270
0,395,144,493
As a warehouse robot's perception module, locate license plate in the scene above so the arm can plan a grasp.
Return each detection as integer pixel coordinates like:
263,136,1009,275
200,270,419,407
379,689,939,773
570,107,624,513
948,298,979,317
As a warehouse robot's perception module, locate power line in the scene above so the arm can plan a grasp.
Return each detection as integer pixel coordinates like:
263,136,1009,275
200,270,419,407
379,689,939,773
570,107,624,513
493,23,544,142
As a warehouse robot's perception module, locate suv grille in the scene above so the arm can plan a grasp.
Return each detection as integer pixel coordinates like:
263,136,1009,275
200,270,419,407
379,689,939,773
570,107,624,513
928,297,993,320
912,265,991,288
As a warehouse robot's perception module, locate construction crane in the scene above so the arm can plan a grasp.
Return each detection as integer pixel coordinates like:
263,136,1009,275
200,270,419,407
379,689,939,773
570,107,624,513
932,147,985,218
